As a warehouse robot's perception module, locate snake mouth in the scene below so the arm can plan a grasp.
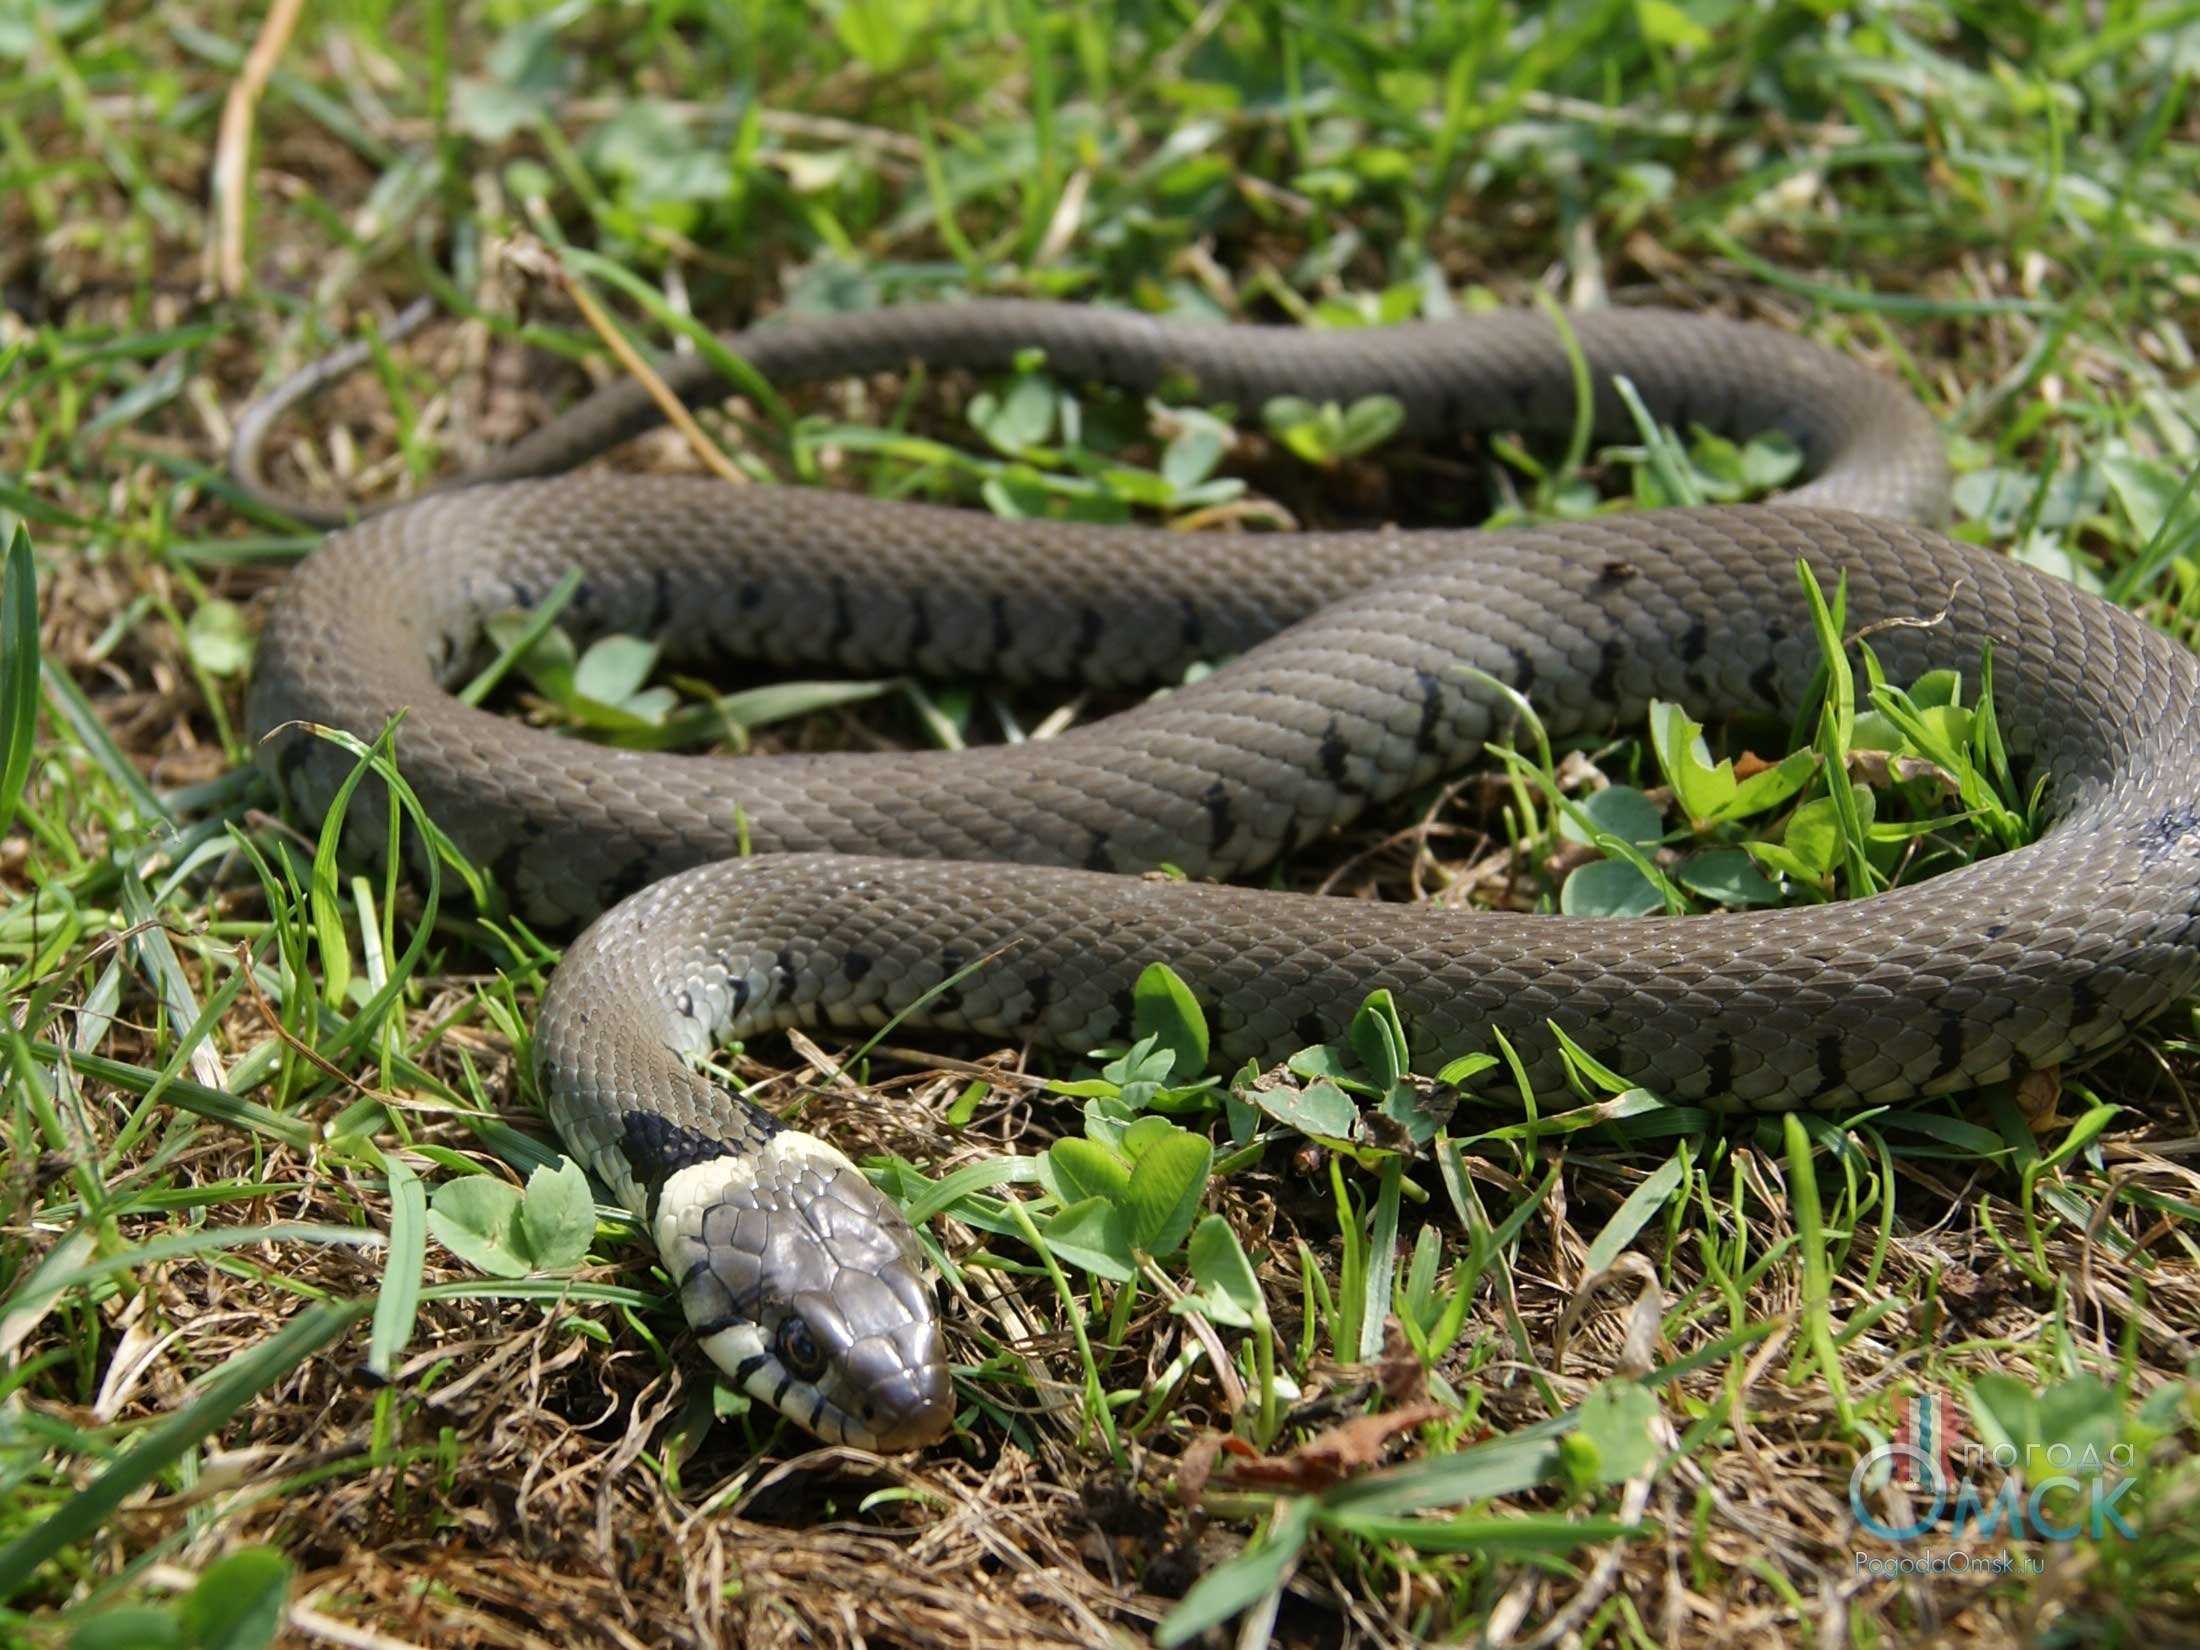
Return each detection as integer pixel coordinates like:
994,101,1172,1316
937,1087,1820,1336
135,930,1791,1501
825,1359,955,1452
786,1292,955,1450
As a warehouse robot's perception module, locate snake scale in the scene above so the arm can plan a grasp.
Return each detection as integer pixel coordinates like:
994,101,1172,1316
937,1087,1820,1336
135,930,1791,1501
239,300,2200,1450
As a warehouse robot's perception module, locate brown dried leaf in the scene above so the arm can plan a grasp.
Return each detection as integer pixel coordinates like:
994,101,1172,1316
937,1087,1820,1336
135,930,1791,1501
1210,1400,1452,1495
1731,750,1777,780
1176,1432,1222,1508
2018,1064,2064,1123
1373,1317,1426,1406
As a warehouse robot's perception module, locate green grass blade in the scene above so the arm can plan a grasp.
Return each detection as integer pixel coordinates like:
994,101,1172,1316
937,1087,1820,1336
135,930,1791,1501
0,1300,367,1603
1154,1495,1314,1648
38,657,173,828
1320,1420,1573,1516
1360,1156,1403,1362
368,1155,429,1379
0,524,36,841
22,1043,315,1149
1782,1114,1852,1428
1582,1147,1690,1276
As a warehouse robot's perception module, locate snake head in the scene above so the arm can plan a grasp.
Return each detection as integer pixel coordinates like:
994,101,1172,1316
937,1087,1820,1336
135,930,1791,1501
653,1129,951,1450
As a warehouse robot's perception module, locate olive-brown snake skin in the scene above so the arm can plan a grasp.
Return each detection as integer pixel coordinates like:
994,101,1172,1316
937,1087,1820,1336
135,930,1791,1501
241,301,2200,1449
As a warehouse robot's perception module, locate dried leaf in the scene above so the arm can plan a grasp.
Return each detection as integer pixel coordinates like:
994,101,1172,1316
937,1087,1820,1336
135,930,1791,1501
1209,1375,1453,1497
1176,1432,1222,1508
2018,1064,2064,1123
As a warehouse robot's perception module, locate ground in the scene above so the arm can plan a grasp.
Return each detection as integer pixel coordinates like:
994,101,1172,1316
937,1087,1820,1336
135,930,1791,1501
4,2,2200,1647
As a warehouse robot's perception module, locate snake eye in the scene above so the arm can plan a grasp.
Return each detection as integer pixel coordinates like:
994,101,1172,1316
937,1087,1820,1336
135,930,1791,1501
775,1316,828,1381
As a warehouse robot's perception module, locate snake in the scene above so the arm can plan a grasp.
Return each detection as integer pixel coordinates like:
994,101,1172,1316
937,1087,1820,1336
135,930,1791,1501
237,299,2200,1452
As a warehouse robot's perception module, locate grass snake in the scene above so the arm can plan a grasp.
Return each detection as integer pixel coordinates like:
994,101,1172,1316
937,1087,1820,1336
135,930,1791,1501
239,300,2200,1451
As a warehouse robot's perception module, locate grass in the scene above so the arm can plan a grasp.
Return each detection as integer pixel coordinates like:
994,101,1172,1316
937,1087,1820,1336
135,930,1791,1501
4,1,2200,1646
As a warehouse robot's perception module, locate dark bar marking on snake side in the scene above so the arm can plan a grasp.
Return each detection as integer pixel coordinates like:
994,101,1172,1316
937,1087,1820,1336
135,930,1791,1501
271,728,315,804
1023,969,1056,1021
1590,638,1624,708
1085,830,1114,873
1180,596,1205,652
933,949,966,1017
1702,1039,1735,1102
827,575,853,652
1502,644,1537,699
989,594,1011,657
1926,1013,1970,1088
771,1371,792,1410
808,1388,829,1431
485,820,550,907
1748,655,1781,708
1203,781,1236,854
737,581,765,612
1679,618,1709,664
1208,997,1238,1045
2068,973,2104,1038
909,590,933,656
843,951,873,982
1319,726,1351,788
773,949,798,994
1296,1011,1328,1047
1112,981,1140,1034
673,989,694,1020
1077,604,1104,659
647,566,673,635
1413,669,1446,754
1814,1034,1846,1096
1750,622,1793,706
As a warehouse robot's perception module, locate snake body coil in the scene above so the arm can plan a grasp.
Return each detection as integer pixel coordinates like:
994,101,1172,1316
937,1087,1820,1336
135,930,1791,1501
244,302,2200,1450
